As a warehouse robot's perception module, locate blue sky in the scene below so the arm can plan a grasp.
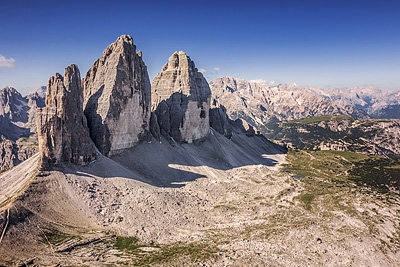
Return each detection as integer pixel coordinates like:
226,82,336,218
1,0,399,94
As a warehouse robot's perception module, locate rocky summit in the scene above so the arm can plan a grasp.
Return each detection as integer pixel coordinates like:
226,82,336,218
36,64,97,169
152,51,211,143
83,35,151,156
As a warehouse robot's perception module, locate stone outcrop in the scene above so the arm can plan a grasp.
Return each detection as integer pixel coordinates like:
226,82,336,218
36,64,97,169
83,35,151,156
209,99,233,139
151,51,211,143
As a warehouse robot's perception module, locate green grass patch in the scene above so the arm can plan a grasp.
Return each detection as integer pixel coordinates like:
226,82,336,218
134,242,218,266
284,149,400,212
112,236,218,266
285,115,353,125
40,228,77,245
299,194,316,210
114,236,142,251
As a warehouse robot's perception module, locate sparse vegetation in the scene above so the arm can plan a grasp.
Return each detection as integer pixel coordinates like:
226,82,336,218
261,116,400,159
114,236,143,251
133,242,218,266
284,149,400,212
18,137,30,142
39,228,77,245
111,236,218,266
286,114,353,124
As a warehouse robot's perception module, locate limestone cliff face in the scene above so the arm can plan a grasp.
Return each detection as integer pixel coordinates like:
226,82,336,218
83,35,151,156
152,51,211,143
36,64,97,169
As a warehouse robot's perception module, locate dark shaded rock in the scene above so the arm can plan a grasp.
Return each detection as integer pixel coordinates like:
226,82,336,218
150,112,161,141
231,118,256,136
209,100,233,139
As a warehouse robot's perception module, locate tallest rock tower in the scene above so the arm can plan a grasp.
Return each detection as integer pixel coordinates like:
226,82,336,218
83,35,151,156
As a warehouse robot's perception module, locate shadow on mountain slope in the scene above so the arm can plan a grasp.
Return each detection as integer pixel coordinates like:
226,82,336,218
66,129,286,188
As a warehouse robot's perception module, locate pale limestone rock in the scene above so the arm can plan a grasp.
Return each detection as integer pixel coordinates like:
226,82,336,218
36,64,96,169
83,35,151,156
152,51,211,143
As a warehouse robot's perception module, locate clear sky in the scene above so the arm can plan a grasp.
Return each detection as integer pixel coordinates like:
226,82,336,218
1,0,399,95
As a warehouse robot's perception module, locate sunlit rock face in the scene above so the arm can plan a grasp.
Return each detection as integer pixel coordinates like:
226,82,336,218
36,64,97,169
151,51,211,143
83,35,151,156
209,77,370,127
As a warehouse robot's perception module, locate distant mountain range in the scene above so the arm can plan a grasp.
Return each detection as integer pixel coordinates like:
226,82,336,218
287,84,400,118
0,86,45,171
209,77,400,158
0,86,45,141
209,77,370,128
210,77,400,125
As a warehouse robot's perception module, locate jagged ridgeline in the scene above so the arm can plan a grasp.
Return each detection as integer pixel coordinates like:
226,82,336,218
36,35,265,169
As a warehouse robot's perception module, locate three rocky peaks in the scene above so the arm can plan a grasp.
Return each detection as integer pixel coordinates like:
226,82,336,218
36,35,244,169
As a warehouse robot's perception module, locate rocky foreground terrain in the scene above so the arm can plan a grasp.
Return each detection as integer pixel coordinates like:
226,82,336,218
0,35,399,266
0,134,399,266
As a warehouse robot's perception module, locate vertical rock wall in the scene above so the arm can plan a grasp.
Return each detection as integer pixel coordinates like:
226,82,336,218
83,35,151,156
151,51,211,143
36,64,96,169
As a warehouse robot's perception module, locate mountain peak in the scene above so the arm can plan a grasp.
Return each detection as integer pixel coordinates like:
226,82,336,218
164,50,194,71
1,86,20,95
83,34,151,156
103,34,136,58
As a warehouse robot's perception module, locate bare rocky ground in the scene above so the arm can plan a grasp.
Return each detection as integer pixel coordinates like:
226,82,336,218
0,131,399,266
